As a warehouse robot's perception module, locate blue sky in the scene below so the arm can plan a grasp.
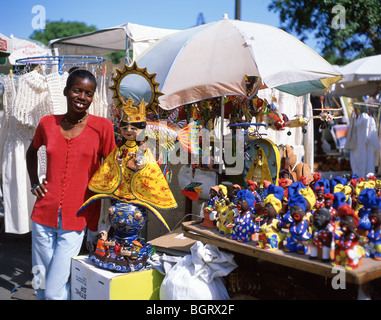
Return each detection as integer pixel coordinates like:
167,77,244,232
0,0,321,53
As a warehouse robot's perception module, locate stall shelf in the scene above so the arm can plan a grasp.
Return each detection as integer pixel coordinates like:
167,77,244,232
182,220,381,298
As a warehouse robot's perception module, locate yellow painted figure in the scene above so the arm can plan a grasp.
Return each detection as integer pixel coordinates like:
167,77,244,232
84,101,177,209
256,186,286,250
88,139,177,210
78,99,177,230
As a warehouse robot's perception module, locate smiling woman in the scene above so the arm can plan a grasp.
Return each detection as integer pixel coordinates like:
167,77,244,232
25,67,116,300
60,68,96,138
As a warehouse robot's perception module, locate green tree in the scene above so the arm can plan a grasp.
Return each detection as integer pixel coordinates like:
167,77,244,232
30,20,97,46
268,0,381,65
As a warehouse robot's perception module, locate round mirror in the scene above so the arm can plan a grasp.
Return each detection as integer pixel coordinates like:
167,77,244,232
109,62,163,112
119,73,152,106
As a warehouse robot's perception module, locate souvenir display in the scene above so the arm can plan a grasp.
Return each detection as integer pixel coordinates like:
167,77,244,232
200,186,220,229
324,193,337,221
314,186,325,210
256,184,286,250
332,205,365,270
365,206,381,260
216,202,236,235
357,188,376,236
244,138,280,188
310,208,334,262
90,203,153,272
231,184,242,205
231,190,258,243
284,182,315,254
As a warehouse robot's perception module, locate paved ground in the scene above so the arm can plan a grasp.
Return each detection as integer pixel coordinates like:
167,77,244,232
0,230,36,300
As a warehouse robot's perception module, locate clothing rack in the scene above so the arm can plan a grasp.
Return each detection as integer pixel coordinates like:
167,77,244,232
14,55,106,75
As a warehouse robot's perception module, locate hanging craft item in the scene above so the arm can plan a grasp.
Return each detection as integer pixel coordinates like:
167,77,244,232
181,182,203,201
244,137,280,187
263,96,289,131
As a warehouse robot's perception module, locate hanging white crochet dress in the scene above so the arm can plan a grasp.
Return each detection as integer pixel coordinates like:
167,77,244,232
2,70,52,234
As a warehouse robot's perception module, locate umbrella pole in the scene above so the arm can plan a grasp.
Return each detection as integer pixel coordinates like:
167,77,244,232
219,97,225,180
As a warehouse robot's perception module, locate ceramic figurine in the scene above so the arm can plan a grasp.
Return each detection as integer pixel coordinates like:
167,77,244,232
247,180,262,203
314,187,325,210
89,202,154,272
284,182,314,255
231,184,241,205
256,185,286,250
200,207,217,229
332,204,365,270
310,208,334,262
216,202,236,235
94,230,115,258
230,189,258,243
77,67,179,272
324,193,338,220
364,206,381,260
331,192,349,244
218,184,229,204
200,186,220,228
357,188,375,236
284,205,312,254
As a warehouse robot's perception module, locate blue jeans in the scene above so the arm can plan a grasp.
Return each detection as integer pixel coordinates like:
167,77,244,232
31,213,85,300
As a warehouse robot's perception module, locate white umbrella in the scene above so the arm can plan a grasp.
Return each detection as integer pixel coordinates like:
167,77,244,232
130,15,341,110
329,54,381,97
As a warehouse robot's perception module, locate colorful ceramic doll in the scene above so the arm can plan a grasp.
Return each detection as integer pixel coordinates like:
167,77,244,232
284,182,314,255
256,184,286,250
247,179,262,203
332,192,347,241
215,184,241,235
364,205,381,260
277,178,292,224
216,202,236,235
314,187,325,210
89,202,155,272
78,98,177,217
324,193,338,221
309,172,321,191
77,94,175,272
332,204,365,270
94,230,115,258
200,186,220,228
231,184,241,205
357,188,375,236
230,189,258,243
310,208,334,262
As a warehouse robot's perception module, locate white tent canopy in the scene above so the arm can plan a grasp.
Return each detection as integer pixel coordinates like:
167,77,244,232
317,55,381,98
0,36,50,73
49,22,179,62
0,33,13,57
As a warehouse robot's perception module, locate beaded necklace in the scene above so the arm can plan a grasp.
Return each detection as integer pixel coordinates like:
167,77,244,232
63,113,89,127
340,232,355,249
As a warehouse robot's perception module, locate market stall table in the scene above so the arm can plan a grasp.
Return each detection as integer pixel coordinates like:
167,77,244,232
182,221,381,298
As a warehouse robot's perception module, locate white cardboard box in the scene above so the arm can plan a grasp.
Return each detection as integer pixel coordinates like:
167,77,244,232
71,255,164,300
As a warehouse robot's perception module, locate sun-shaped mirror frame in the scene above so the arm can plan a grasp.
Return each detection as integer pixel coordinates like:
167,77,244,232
109,61,163,113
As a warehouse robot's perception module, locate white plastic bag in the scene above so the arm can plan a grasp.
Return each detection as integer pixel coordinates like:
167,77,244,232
159,241,237,300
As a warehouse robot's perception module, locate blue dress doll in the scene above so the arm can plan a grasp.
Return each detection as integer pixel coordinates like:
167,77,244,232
284,182,314,254
231,189,258,243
